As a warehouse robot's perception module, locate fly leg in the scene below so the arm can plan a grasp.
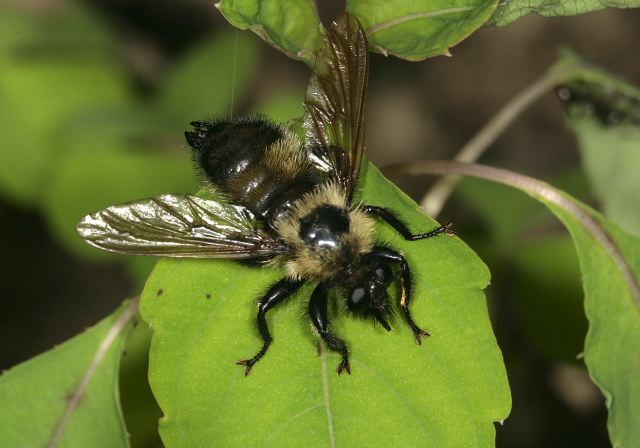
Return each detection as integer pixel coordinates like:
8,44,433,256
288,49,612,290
309,283,351,375
371,247,430,345
237,278,304,375
362,205,455,240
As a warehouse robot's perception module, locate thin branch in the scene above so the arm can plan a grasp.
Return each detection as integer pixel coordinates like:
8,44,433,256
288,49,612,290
47,296,140,448
384,160,640,312
420,68,562,218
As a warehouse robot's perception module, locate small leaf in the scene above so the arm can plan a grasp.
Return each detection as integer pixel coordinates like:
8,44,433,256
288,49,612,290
489,0,640,27
0,299,138,448
216,0,323,67
157,30,260,130
140,163,510,447
347,0,499,61
555,50,640,237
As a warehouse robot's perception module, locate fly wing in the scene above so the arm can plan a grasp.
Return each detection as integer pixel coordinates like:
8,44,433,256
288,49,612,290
303,12,369,200
76,194,287,258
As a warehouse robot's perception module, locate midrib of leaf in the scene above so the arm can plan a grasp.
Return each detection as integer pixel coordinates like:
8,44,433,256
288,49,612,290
320,346,336,448
47,297,139,448
366,6,477,35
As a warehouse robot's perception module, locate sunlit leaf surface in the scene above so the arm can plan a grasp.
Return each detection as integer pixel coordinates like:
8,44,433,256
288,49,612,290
0,300,136,448
347,0,498,61
140,163,510,447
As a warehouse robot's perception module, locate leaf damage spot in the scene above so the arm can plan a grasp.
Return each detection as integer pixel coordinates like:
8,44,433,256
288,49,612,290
206,293,212,300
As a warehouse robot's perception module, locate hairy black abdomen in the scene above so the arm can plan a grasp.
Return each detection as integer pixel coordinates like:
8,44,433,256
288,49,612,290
185,116,322,223
186,116,283,184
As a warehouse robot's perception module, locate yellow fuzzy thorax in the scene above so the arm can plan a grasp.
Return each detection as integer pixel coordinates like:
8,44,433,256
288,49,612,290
270,182,375,281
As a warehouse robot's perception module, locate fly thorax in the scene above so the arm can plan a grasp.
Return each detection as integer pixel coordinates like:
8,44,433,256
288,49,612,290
270,182,376,281
299,204,349,252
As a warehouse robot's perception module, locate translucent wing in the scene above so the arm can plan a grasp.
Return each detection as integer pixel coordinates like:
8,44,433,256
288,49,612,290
303,12,369,200
76,194,287,258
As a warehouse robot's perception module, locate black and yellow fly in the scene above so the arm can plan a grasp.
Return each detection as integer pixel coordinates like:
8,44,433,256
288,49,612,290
77,13,454,375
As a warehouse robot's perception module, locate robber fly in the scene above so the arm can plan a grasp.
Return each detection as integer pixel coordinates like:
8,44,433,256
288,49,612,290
77,13,454,375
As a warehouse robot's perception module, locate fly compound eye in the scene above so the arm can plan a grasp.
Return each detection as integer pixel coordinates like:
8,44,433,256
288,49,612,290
348,287,370,312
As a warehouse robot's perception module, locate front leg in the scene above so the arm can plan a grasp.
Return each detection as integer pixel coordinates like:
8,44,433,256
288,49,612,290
362,205,454,241
237,277,304,375
370,247,429,345
308,283,351,374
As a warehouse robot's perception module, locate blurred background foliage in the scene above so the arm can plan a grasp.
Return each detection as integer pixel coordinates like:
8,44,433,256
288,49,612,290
1,0,639,447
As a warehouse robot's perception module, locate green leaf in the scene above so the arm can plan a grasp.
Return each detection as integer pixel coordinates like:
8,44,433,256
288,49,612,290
489,0,640,27
216,0,323,67
347,0,499,61
554,50,640,237
544,198,640,448
0,299,138,448
43,150,198,259
0,59,131,205
157,30,260,130
139,163,510,447
439,163,640,447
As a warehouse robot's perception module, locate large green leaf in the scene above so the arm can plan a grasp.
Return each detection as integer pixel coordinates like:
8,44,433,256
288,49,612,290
489,0,640,26
216,0,323,67
157,30,260,130
139,163,510,447
555,51,640,237
0,299,138,447
347,0,499,61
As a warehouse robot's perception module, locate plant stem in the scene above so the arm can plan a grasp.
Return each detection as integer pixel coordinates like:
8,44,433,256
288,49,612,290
384,160,640,312
420,69,561,217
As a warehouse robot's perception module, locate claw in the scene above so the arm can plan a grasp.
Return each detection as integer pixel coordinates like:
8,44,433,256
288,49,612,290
443,221,456,236
412,328,430,345
336,358,351,375
236,359,256,376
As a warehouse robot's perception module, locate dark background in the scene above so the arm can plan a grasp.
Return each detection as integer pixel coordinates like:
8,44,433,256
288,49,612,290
2,0,639,446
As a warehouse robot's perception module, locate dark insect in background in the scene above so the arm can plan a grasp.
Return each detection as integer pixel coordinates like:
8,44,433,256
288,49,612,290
77,13,454,375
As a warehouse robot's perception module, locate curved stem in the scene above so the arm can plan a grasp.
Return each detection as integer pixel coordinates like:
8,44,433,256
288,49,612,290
421,69,560,217
384,160,640,312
